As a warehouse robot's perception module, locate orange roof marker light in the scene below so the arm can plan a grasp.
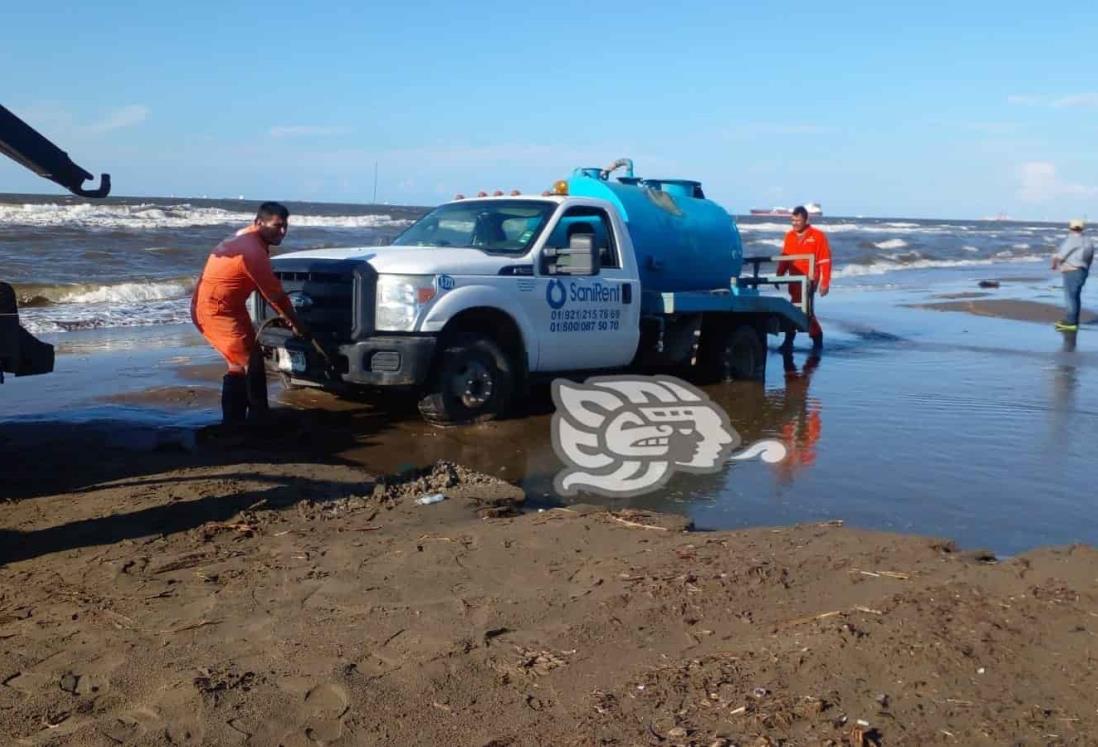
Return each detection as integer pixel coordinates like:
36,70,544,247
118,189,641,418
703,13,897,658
552,180,568,196
477,191,488,197
493,190,504,196
510,190,521,196
453,193,465,200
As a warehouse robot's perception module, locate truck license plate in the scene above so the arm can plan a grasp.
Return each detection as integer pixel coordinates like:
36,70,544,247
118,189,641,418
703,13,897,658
276,348,306,374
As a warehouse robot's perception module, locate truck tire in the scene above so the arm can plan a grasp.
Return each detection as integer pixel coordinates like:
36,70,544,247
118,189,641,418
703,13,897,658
418,333,515,425
700,322,766,382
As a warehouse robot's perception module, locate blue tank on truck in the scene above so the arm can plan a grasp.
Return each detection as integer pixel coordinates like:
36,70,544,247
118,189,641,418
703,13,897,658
566,163,742,293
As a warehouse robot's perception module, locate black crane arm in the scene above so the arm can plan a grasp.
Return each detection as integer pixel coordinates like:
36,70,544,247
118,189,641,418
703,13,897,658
0,104,111,198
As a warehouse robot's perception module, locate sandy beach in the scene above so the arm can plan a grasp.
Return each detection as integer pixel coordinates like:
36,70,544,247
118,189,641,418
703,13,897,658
4,444,1098,745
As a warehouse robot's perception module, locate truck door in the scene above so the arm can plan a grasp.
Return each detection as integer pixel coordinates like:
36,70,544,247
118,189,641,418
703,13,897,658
533,206,641,371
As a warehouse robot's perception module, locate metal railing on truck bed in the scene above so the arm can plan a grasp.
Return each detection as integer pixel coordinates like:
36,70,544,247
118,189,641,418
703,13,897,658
737,253,816,318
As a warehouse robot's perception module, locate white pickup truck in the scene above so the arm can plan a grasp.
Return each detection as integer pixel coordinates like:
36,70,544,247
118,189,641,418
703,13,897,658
256,164,809,424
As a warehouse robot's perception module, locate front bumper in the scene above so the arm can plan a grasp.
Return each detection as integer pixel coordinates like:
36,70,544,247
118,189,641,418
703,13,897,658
258,327,436,387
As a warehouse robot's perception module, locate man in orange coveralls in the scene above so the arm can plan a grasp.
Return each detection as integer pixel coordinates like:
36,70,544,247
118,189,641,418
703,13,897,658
777,206,831,352
192,202,307,424
775,348,822,484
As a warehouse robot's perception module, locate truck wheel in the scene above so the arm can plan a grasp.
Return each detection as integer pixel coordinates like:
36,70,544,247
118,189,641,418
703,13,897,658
701,323,766,382
418,333,515,425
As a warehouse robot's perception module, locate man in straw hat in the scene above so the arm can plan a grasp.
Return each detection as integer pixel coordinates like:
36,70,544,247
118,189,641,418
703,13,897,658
1051,219,1094,331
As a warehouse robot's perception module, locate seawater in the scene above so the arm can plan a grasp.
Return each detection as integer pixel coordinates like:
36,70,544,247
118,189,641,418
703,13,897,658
0,193,1065,335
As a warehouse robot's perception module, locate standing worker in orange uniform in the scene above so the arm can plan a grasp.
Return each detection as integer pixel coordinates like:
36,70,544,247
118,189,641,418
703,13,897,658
777,205,831,352
192,202,308,425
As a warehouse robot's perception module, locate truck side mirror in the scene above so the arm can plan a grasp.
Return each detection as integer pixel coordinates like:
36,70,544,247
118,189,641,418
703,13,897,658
543,234,600,276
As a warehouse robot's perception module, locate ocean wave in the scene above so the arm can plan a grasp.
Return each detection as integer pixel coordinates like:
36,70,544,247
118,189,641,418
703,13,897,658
738,221,951,235
746,238,785,248
874,238,908,250
737,221,1048,236
19,299,193,335
833,255,1045,278
0,202,413,231
15,278,195,307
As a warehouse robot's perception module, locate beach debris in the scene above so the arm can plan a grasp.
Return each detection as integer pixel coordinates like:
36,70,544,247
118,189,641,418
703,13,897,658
960,548,998,563
848,721,881,746
58,672,79,695
605,511,670,531
667,726,688,738
752,687,769,699
43,711,70,728
853,606,884,616
875,693,890,708
483,626,510,644
193,667,258,699
855,569,911,580
415,493,447,506
516,647,568,676
161,619,222,634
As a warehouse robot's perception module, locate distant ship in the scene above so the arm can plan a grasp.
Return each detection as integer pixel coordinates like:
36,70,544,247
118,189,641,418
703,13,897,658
750,202,823,217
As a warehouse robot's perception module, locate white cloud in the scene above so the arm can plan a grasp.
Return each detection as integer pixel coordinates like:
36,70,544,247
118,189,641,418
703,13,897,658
1017,161,1098,203
268,125,352,138
962,121,1019,135
1053,92,1098,108
85,104,149,133
726,123,836,137
1007,92,1098,108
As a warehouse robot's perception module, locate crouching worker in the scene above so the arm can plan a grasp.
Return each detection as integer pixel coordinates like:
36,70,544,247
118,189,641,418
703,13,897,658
192,201,308,424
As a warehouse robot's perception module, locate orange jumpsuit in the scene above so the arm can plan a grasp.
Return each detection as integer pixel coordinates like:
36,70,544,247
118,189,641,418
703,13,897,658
777,226,832,339
191,226,292,370
776,354,822,483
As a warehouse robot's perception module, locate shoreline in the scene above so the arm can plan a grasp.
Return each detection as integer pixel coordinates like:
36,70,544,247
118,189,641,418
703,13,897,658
2,457,1097,744
910,297,1098,325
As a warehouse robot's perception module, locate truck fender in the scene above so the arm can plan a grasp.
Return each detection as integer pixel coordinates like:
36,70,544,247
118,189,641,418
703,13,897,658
420,284,539,370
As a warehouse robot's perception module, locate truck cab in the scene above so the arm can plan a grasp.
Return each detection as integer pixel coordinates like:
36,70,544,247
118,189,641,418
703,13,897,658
257,163,808,425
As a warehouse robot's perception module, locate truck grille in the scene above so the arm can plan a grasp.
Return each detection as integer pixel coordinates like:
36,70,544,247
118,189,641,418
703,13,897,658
257,258,375,343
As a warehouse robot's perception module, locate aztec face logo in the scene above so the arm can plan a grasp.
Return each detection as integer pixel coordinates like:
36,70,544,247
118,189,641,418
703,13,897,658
551,375,787,497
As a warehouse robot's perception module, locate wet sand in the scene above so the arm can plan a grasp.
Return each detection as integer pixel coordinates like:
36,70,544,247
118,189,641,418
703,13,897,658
3,452,1098,745
911,298,1097,324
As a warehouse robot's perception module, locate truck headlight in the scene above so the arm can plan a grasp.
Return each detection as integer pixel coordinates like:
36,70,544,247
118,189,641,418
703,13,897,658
375,274,437,332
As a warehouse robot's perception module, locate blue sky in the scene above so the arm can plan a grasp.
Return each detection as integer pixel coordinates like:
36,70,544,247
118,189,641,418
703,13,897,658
2,1,1096,220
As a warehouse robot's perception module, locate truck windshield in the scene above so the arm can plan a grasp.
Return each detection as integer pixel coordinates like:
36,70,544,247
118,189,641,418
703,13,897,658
391,200,555,255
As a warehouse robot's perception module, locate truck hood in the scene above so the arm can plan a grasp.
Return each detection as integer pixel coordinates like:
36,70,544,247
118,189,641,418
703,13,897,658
273,245,522,275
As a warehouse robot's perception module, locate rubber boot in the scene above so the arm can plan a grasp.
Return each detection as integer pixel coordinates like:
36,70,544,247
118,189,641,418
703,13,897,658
221,373,248,425
779,331,795,353
245,352,270,424
811,332,823,353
